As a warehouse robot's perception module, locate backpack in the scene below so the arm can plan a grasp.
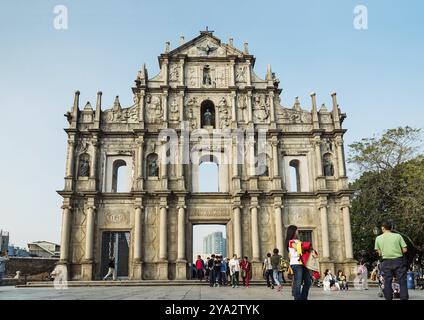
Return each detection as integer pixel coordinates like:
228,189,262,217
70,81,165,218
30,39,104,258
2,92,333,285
279,257,289,272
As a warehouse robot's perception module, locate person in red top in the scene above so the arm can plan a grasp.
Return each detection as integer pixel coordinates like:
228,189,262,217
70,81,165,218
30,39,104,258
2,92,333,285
195,255,205,281
286,225,312,300
240,256,252,288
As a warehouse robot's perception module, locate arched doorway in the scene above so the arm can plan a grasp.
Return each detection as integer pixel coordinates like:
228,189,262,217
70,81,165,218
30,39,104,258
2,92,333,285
199,159,219,192
200,100,215,128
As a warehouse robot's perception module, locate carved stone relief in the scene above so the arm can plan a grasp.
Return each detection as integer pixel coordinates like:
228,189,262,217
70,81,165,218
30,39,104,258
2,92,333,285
146,95,163,124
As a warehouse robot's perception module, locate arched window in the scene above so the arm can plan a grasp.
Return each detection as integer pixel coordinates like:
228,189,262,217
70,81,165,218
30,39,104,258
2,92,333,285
199,155,219,192
323,153,334,177
111,160,129,192
146,153,159,177
289,159,301,192
257,153,269,176
200,100,215,128
78,153,90,177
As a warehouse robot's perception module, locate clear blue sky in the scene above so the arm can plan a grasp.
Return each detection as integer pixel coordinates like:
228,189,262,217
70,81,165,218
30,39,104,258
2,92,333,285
0,0,423,247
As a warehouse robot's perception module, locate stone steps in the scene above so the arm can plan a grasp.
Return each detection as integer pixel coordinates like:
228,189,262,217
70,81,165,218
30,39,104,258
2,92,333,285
17,280,378,288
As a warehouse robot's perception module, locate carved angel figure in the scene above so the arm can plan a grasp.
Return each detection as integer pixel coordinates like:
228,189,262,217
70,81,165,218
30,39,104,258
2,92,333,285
236,66,246,82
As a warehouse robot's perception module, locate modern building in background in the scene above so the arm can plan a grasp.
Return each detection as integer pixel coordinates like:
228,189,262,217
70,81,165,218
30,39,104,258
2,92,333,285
203,232,226,257
8,245,30,257
0,230,9,253
27,241,60,258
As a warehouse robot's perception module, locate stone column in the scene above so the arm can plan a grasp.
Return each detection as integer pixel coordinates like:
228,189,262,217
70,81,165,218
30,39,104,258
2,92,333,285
342,205,354,259
176,197,187,279
134,205,143,262
136,137,144,190
160,138,168,190
231,91,237,123
247,91,253,123
179,58,185,86
250,197,260,261
84,205,96,261
90,137,99,179
248,140,256,176
336,138,346,177
65,137,75,178
229,59,235,86
178,90,184,123
271,139,279,177
319,203,331,259
314,139,323,176
274,198,284,252
139,89,145,123
132,200,144,279
233,204,242,257
162,90,168,123
159,200,168,260
89,137,99,190
232,137,239,177
269,91,275,123
59,205,72,262
158,197,169,280
163,58,169,86
177,205,186,260
246,60,252,87
81,203,96,280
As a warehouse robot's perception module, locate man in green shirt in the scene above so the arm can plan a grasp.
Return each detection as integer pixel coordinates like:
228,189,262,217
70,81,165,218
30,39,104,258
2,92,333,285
374,221,409,300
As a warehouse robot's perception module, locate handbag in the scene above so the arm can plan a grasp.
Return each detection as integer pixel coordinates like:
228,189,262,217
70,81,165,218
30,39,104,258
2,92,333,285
305,250,320,272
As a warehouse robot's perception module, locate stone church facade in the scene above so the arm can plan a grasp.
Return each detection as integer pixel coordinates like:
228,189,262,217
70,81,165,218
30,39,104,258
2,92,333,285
58,31,356,281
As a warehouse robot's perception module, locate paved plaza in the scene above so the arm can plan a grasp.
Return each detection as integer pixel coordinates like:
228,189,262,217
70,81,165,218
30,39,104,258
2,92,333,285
1,285,423,300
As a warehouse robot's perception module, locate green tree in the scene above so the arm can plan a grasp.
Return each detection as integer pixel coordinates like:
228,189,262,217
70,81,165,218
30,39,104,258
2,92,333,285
348,127,424,261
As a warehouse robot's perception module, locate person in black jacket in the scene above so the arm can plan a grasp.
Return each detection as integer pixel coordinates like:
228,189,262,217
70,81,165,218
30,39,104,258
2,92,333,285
103,256,116,280
214,256,222,287
208,254,216,287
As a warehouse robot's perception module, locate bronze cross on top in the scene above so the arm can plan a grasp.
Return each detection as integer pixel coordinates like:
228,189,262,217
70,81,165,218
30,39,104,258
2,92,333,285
201,26,214,33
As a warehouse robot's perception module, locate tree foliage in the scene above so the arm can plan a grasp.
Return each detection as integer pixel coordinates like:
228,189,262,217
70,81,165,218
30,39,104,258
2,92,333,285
349,127,424,261
348,126,422,174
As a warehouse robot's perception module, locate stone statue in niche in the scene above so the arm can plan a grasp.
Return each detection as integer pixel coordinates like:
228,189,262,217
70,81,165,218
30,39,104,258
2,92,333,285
203,65,212,86
253,94,269,122
169,98,179,121
258,161,269,176
149,159,159,177
236,66,246,82
323,154,334,176
238,95,248,122
79,156,90,177
322,139,333,153
203,109,213,126
169,64,179,82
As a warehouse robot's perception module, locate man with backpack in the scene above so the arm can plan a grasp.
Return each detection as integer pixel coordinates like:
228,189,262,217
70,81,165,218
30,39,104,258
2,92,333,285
195,255,205,281
279,255,289,284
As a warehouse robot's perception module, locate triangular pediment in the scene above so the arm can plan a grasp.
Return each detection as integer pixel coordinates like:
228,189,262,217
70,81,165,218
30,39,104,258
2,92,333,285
167,32,245,58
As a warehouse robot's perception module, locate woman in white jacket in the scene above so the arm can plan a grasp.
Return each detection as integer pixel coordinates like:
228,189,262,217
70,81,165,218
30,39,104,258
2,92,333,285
229,254,240,288
323,269,340,291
